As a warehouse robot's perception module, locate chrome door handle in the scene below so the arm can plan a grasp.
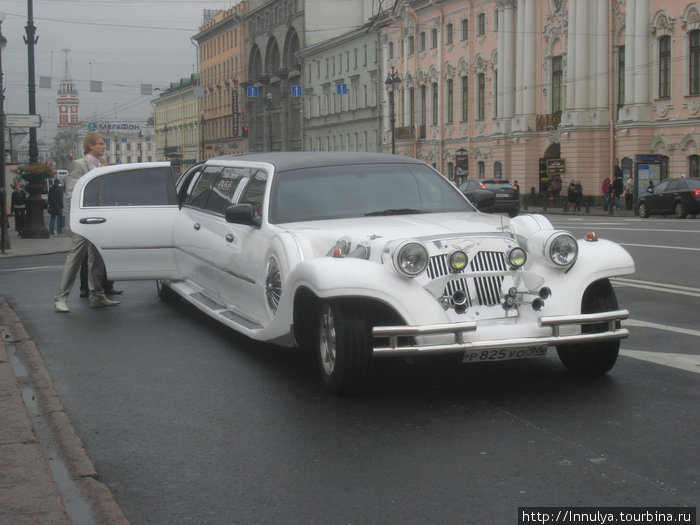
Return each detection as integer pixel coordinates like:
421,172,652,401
225,233,234,243
193,223,201,231
79,217,106,224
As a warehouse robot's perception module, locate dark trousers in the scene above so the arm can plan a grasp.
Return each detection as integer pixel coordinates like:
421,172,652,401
13,209,26,234
80,255,114,293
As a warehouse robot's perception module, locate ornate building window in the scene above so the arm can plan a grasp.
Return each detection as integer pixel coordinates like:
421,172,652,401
690,30,700,95
689,155,700,178
659,36,671,99
432,82,439,125
477,73,485,120
461,19,469,41
446,23,453,45
477,13,486,36
431,28,438,49
551,55,563,113
461,75,469,122
446,79,454,123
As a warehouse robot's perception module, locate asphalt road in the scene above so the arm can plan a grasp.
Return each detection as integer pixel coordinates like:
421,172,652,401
1,214,698,525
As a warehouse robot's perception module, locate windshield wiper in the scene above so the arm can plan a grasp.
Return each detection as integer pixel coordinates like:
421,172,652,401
365,208,427,216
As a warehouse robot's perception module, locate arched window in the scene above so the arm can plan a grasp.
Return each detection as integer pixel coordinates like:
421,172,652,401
661,155,670,181
690,30,700,95
494,161,502,178
461,75,469,122
432,82,439,125
446,79,454,123
478,161,485,177
689,155,700,178
659,35,671,98
552,55,563,113
477,73,485,120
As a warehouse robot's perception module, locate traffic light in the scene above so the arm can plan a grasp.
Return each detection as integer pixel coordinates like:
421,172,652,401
242,125,248,138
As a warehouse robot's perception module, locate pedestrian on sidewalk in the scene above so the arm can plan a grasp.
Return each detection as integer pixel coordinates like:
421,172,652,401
567,180,577,211
53,132,121,313
47,179,64,235
624,177,634,210
601,178,611,211
612,175,623,210
574,180,583,211
10,184,27,236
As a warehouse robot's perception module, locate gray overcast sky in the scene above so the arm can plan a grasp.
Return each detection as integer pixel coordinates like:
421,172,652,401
2,0,232,146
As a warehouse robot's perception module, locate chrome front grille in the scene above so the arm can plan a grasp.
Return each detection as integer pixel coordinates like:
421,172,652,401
469,251,507,306
428,250,506,307
427,254,472,305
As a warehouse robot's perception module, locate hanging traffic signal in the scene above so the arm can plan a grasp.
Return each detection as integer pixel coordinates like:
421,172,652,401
242,125,248,138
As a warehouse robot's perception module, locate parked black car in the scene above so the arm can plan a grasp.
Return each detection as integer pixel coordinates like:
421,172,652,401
637,177,700,218
480,179,520,217
457,179,496,212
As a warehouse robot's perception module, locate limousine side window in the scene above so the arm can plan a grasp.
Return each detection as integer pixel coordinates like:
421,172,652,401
82,166,178,207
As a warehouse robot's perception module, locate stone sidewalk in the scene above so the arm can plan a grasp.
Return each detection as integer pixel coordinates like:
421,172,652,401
0,232,128,524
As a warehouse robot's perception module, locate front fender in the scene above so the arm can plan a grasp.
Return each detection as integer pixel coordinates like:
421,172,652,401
284,257,447,325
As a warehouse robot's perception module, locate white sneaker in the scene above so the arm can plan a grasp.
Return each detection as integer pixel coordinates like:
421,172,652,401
54,301,69,313
90,297,120,308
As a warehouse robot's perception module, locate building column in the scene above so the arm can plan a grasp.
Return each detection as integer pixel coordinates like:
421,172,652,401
522,0,537,118
620,0,652,121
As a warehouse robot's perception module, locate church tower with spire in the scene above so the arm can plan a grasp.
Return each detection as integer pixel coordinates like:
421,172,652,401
57,49,79,129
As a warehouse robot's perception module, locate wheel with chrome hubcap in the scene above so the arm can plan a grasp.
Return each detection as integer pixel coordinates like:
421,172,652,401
317,301,373,395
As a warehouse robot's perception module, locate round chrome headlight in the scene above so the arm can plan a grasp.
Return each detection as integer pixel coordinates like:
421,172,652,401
393,241,429,277
508,247,527,268
547,233,578,266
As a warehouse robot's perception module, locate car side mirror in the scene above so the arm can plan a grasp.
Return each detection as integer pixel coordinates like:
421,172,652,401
225,203,261,227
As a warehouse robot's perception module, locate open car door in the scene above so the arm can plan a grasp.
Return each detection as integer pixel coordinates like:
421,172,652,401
70,163,181,281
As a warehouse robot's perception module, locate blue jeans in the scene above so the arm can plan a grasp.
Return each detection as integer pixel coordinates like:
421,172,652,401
49,213,63,235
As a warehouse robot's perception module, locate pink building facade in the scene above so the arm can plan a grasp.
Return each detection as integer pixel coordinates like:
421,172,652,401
380,0,700,202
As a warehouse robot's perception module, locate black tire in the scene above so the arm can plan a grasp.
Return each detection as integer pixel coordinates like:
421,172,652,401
638,202,649,218
556,279,620,375
156,280,178,302
674,202,687,219
317,301,373,395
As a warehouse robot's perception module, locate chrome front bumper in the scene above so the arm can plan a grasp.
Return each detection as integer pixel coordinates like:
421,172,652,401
372,309,630,357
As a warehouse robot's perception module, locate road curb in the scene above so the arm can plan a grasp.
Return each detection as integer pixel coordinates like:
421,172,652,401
0,298,129,525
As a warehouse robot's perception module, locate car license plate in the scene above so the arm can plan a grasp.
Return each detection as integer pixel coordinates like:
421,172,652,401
462,345,548,363
496,193,509,197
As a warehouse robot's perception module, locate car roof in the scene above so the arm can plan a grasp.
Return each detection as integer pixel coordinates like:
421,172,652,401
210,152,428,172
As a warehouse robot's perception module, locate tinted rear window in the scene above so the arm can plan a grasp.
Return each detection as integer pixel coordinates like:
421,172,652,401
83,166,177,207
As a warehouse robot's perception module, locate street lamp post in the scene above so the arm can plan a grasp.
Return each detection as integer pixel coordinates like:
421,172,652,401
385,66,401,155
0,12,9,251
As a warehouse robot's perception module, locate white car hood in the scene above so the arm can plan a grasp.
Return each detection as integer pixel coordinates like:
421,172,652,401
281,212,513,257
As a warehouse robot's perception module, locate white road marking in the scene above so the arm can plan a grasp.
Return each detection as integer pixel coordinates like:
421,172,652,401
611,277,700,298
618,242,700,252
623,318,700,337
0,265,64,273
620,349,700,375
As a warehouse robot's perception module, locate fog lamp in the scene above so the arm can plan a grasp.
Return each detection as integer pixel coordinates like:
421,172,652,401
508,247,527,268
449,250,468,272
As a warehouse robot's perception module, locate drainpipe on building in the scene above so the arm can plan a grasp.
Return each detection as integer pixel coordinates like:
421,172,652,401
406,5,420,159
609,0,615,180
429,0,444,174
